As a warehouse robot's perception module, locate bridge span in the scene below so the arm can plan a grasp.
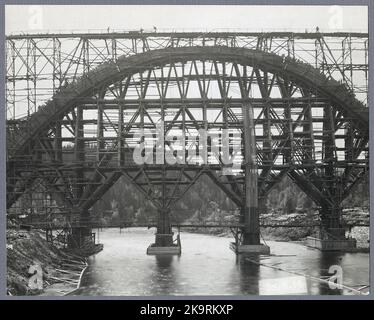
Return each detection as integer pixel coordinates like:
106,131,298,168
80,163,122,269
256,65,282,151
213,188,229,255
6,31,369,253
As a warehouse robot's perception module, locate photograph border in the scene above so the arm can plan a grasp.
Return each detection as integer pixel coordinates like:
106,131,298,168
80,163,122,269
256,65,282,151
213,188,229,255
0,0,372,300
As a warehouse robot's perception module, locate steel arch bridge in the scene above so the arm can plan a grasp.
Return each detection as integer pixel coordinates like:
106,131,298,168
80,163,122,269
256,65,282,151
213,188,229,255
6,31,369,248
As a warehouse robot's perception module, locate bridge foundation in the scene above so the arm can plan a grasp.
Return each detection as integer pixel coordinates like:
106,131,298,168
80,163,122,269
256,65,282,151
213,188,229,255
68,226,92,248
67,210,93,249
306,208,357,251
306,236,357,251
231,207,270,255
147,208,181,255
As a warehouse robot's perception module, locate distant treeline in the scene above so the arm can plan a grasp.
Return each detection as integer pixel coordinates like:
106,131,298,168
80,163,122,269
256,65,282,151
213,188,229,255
92,173,369,224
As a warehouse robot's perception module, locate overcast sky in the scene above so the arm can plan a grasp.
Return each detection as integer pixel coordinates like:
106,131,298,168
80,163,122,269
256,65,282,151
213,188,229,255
5,5,368,34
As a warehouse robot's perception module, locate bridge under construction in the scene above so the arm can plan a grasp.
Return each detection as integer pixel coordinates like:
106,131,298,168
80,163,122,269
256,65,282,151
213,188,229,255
6,31,369,254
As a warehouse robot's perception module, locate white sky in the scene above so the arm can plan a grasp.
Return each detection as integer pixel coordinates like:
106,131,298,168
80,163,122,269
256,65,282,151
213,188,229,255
5,5,368,34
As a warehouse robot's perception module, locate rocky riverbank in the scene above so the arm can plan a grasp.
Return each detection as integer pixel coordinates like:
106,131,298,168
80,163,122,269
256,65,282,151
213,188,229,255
7,228,102,296
183,207,370,248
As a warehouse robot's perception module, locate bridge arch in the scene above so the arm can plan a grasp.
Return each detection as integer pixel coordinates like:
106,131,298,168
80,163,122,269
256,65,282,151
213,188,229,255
8,46,368,157
7,46,369,245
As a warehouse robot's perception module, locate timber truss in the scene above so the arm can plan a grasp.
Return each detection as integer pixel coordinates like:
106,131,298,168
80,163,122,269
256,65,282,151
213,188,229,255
6,31,369,237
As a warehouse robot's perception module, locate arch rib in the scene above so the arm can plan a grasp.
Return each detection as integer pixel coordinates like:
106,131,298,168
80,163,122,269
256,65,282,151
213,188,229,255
8,46,369,160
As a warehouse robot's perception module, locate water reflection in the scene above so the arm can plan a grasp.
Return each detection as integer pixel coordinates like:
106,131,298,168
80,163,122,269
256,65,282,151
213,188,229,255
155,255,174,268
318,252,344,295
236,255,260,295
147,255,177,295
77,228,369,296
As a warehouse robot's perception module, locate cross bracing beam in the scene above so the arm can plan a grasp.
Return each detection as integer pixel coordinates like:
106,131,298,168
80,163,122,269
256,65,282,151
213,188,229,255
6,32,368,120
6,44,368,236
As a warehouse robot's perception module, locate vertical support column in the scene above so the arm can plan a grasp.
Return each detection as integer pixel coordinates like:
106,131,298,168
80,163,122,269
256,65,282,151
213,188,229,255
155,208,173,247
348,35,353,92
71,105,91,247
31,40,37,114
26,39,31,116
345,123,353,164
74,105,85,202
321,106,343,239
233,63,267,253
97,93,105,163
303,99,315,163
118,104,124,167
54,121,62,162
153,80,173,248
241,100,260,245
147,172,179,255
111,38,117,61
69,208,92,248
52,37,62,94
155,166,173,247
148,203,180,254
364,40,368,97
319,206,344,239
306,107,357,251
263,102,272,168
9,39,16,119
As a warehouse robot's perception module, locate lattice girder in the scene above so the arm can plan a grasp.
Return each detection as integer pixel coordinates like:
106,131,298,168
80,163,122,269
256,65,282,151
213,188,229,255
6,46,369,220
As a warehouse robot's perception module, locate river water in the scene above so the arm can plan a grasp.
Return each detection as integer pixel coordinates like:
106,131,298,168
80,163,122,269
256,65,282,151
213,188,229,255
78,228,369,296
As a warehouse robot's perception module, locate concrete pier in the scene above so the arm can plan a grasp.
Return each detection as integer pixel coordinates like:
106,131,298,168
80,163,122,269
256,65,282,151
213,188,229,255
230,242,270,255
306,237,357,251
147,208,182,255
306,214,358,252
146,244,181,255
147,232,181,255
68,226,92,248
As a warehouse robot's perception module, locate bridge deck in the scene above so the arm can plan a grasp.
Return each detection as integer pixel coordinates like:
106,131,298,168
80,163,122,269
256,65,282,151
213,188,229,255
6,31,369,40
17,222,369,231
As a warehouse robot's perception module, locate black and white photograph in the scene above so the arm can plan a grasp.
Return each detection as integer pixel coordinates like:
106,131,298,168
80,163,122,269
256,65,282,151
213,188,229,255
4,3,371,297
